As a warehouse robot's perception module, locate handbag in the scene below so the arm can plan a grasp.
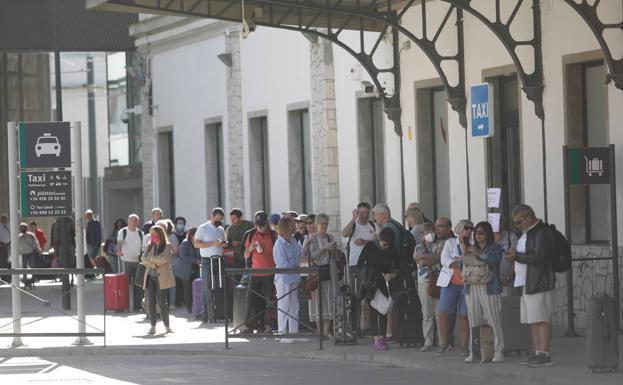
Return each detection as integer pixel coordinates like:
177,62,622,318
427,270,441,299
370,280,393,315
461,253,492,285
134,259,147,287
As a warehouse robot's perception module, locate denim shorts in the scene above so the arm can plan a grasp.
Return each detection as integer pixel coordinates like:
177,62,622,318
437,283,467,316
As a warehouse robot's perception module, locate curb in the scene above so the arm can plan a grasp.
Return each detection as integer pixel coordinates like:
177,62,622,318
1,344,615,385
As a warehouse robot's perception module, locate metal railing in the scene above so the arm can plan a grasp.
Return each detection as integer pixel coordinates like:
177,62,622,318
0,268,106,344
223,266,323,350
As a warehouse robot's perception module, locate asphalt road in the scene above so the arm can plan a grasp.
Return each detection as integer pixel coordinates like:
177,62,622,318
1,354,510,385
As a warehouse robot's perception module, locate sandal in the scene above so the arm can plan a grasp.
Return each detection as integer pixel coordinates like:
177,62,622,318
147,326,156,335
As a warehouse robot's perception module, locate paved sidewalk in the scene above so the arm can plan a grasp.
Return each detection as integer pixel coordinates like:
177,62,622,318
1,278,622,385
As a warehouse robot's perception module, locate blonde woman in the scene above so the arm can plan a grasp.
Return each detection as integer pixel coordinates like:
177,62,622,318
142,226,175,335
273,218,303,343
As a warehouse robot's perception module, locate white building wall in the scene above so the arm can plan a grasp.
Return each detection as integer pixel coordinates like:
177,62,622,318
240,27,311,216
151,30,228,227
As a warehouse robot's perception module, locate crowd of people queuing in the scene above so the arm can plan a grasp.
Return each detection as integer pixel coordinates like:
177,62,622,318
0,200,557,368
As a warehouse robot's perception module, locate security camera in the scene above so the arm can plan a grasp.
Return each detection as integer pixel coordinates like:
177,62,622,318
361,81,375,94
121,111,130,124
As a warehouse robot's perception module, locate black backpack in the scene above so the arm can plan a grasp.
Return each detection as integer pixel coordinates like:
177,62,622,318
388,219,417,272
547,224,571,273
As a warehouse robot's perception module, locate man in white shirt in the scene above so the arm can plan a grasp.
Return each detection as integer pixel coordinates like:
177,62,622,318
194,208,226,323
341,202,377,335
117,214,144,311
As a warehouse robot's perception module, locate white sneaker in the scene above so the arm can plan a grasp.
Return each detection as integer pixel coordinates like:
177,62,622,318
280,338,294,344
492,352,504,363
420,345,433,352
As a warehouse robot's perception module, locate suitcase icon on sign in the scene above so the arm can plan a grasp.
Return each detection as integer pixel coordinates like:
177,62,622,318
584,156,604,177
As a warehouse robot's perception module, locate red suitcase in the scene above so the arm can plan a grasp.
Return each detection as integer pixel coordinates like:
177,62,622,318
105,274,129,311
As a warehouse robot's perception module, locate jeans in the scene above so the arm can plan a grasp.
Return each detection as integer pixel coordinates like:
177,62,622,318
108,254,120,274
245,275,274,331
123,261,144,311
146,275,170,327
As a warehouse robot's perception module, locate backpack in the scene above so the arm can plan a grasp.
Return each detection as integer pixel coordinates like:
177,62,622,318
240,228,278,268
388,219,417,272
547,224,571,273
346,220,376,259
122,228,144,258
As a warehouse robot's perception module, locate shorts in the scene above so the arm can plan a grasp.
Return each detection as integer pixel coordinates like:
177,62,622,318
520,287,554,324
437,283,467,316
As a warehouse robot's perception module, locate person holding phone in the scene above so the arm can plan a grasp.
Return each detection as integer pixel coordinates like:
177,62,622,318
194,208,226,323
436,219,473,357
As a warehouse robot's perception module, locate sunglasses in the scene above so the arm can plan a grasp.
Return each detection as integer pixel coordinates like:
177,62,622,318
306,221,315,225
475,231,485,236
463,226,473,231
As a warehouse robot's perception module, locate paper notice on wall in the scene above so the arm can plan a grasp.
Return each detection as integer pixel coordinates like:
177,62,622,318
488,213,501,232
487,188,502,208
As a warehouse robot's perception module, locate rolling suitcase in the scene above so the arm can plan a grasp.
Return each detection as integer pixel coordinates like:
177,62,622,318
192,277,203,316
334,284,357,344
104,274,129,311
586,294,619,373
209,255,229,321
32,252,56,281
96,256,113,275
502,295,530,354
392,288,425,347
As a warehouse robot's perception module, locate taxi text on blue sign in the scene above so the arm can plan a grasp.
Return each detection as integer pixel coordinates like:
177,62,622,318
470,83,494,138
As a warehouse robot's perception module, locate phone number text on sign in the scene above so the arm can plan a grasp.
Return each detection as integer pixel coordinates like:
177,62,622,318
20,170,72,217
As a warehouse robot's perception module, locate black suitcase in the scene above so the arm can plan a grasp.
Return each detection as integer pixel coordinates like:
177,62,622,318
586,294,619,373
334,284,357,344
501,295,530,354
392,288,424,347
32,252,57,281
209,255,232,321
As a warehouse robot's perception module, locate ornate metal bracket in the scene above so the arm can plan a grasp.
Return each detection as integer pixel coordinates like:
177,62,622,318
442,0,545,119
562,0,623,90
259,0,468,132
91,0,470,129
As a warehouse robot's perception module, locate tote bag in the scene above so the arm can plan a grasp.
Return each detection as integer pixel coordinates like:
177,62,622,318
370,280,393,315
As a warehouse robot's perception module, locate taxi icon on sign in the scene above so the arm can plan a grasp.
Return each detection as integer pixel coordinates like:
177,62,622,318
35,133,61,157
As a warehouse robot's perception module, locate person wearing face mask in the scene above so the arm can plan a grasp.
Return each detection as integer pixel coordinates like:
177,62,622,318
194,208,226,323
414,222,442,351
18,222,41,287
174,217,187,244
142,226,175,335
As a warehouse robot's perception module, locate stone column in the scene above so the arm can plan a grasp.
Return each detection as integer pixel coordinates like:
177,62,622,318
138,46,155,220
226,30,245,213
310,37,341,242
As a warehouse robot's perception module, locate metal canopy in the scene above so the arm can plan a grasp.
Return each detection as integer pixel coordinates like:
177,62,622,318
0,0,137,51
88,0,623,131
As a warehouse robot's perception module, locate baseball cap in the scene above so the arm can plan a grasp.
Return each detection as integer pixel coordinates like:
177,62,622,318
254,211,268,226
296,214,308,222
269,213,281,226
281,210,299,219
211,207,225,216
